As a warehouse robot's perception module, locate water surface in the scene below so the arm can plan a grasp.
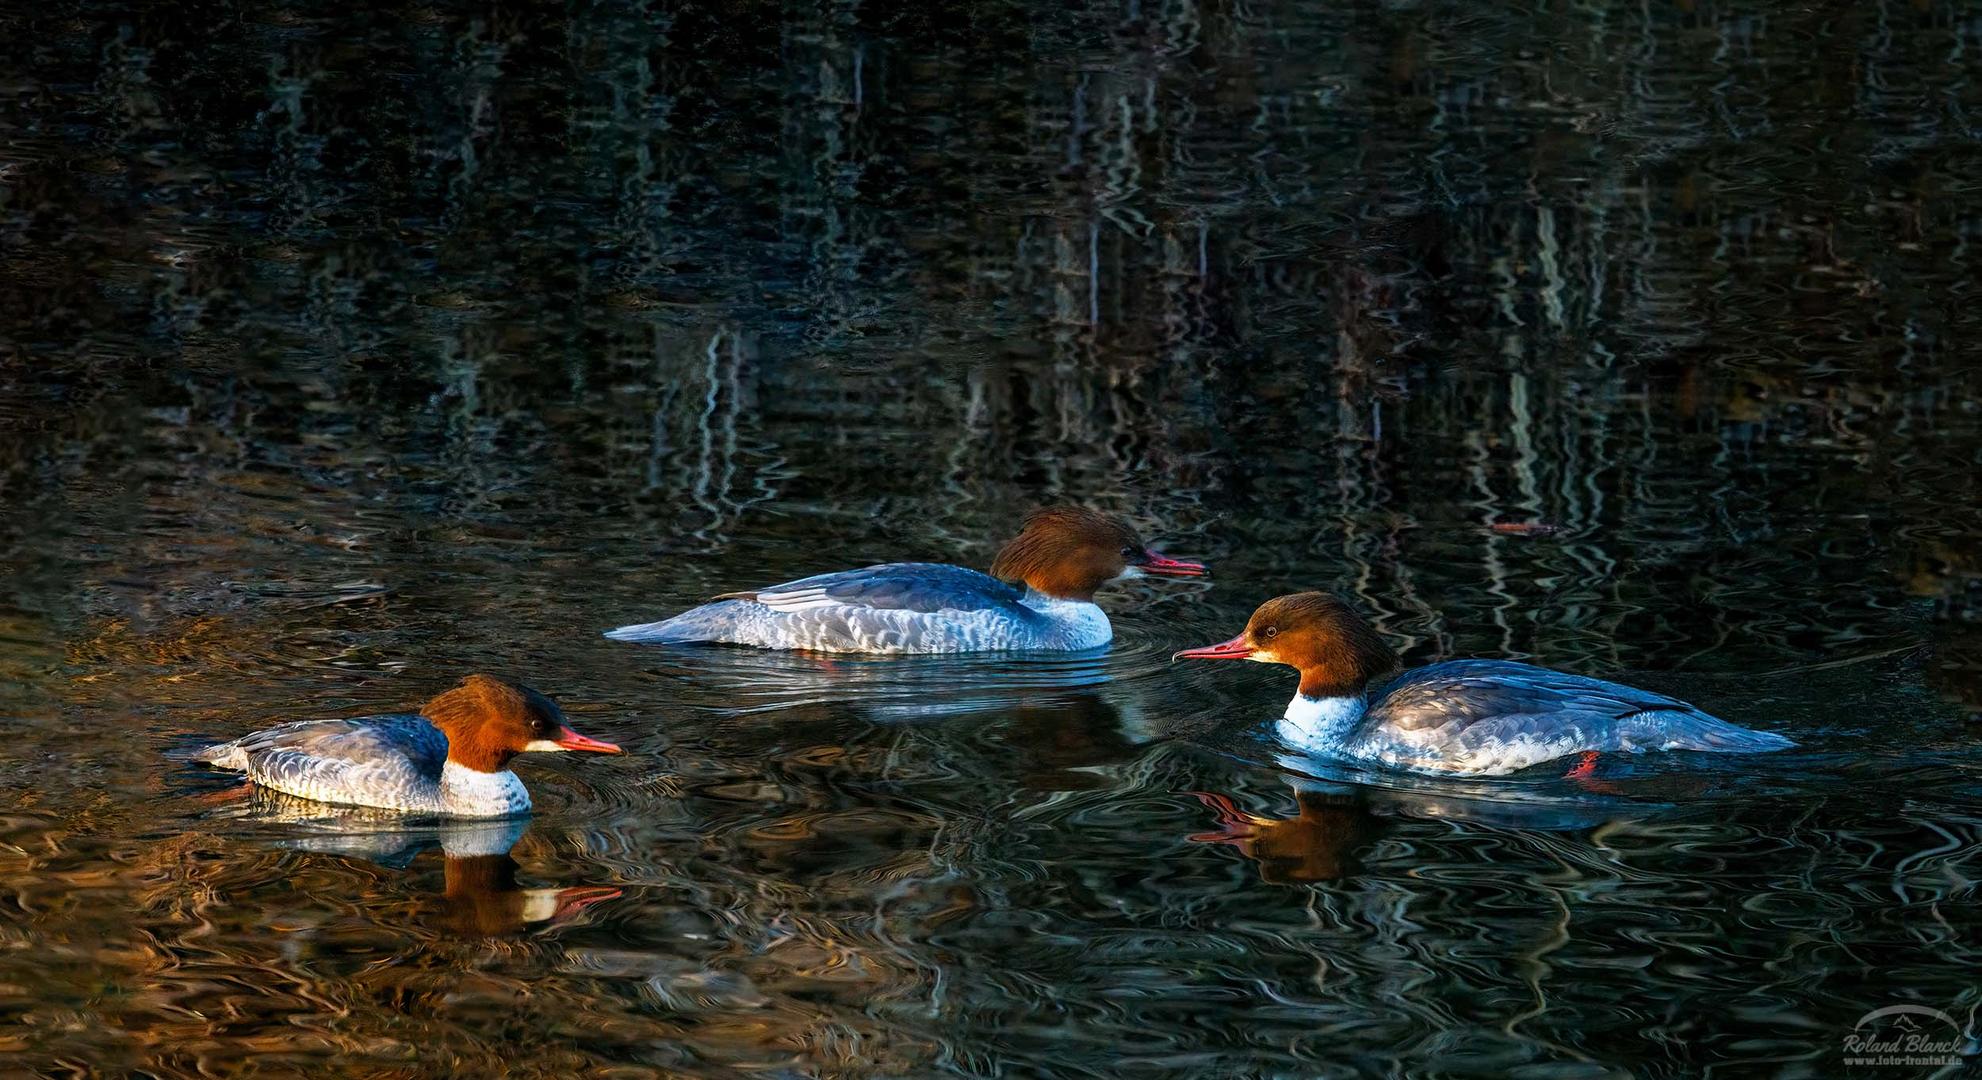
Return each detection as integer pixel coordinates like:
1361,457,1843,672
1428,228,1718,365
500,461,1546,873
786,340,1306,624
3,1,1981,1076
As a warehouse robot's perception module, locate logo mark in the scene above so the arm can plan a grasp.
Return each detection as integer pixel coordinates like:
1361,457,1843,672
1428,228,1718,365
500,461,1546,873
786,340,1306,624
1842,1005,1968,1069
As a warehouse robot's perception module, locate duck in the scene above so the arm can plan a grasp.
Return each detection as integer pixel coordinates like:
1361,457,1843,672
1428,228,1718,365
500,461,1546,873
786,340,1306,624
605,506,1206,654
1174,592,1794,776
194,675,622,817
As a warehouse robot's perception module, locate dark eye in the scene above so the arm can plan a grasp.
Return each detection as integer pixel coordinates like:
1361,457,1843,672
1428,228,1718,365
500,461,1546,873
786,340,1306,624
1263,626,1279,638
1120,547,1137,559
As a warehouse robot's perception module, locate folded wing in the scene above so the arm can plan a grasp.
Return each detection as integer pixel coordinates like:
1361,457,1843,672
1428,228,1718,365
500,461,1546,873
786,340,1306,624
1366,660,1791,774
606,563,1043,651
1371,660,1693,732
725,563,1027,614
197,714,448,808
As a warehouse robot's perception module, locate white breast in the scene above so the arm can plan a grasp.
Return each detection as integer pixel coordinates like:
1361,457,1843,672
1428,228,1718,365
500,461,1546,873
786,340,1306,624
1276,694,1368,757
438,763,533,818
1019,594,1113,650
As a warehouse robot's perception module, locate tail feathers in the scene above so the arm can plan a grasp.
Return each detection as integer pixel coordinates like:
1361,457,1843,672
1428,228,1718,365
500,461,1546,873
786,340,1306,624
1632,710,1795,754
604,599,752,644
195,739,251,770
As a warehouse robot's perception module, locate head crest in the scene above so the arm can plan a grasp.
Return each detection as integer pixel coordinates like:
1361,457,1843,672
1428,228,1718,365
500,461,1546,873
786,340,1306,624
989,505,1142,600
422,675,565,771
1245,593,1401,697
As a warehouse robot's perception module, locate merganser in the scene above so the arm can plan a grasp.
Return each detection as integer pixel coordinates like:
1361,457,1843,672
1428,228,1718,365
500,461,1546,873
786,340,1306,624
194,675,623,817
1174,592,1795,776
606,506,1207,654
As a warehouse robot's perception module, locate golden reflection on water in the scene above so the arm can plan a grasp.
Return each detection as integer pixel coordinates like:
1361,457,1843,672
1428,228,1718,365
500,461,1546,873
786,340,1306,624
3,0,1981,1074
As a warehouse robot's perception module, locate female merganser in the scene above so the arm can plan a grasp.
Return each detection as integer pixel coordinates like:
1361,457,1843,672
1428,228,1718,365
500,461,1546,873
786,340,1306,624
606,506,1206,654
1174,592,1794,776
194,675,622,817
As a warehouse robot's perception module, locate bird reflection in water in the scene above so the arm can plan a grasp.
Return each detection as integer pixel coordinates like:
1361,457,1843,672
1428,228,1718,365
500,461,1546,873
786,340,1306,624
238,790,621,936
1188,788,1380,884
1191,753,1655,884
997,693,1145,789
434,850,621,937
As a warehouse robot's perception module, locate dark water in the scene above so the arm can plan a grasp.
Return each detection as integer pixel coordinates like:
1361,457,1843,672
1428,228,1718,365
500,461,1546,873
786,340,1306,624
4,0,1982,1075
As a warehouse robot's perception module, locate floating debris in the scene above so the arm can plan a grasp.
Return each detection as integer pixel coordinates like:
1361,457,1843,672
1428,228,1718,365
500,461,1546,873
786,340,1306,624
1487,521,1562,537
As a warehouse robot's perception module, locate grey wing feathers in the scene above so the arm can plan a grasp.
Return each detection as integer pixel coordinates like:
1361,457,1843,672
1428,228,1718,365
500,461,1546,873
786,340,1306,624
1370,660,1695,732
1369,660,1792,764
605,563,1049,650
1434,705,1793,761
730,563,1025,615
197,714,446,776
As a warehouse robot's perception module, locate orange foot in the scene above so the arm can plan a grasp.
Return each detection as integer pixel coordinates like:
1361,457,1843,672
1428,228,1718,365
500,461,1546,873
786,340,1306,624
1564,751,1624,795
